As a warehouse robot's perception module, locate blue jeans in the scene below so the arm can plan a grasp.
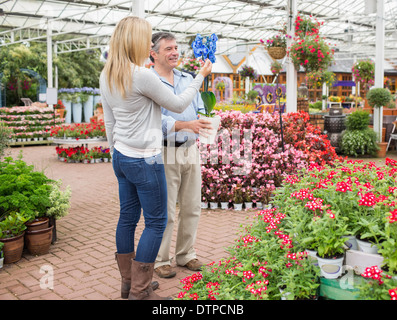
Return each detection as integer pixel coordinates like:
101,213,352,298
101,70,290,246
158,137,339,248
112,149,167,263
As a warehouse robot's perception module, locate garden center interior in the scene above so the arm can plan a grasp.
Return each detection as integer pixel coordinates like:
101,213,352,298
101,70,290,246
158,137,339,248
1,0,397,303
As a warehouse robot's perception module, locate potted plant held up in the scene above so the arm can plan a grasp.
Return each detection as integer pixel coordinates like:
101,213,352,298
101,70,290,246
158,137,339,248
192,33,221,145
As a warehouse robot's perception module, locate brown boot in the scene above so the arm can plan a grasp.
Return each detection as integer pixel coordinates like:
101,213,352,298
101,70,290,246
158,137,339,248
115,252,159,299
128,259,172,300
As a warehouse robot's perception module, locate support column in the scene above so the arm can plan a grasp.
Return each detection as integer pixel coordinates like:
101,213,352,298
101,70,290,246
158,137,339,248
47,20,54,108
373,0,384,142
47,20,53,89
286,0,297,113
54,41,58,89
133,0,145,18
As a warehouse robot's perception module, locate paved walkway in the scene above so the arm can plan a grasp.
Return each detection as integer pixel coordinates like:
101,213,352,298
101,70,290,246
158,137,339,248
0,143,257,300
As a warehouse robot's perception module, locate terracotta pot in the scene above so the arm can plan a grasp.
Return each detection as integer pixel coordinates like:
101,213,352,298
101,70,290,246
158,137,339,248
25,225,53,256
377,142,388,158
0,232,25,264
25,217,49,232
55,109,66,118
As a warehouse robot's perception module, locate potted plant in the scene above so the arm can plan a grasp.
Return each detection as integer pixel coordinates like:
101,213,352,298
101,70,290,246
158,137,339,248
270,60,283,75
340,110,379,157
378,209,397,274
287,15,333,72
367,88,392,110
367,87,392,152
357,265,397,300
278,251,320,300
243,186,253,209
0,212,28,264
54,99,66,118
261,34,287,60
232,184,244,210
218,185,230,210
238,65,258,80
192,33,221,145
46,181,72,243
215,81,225,92
352,59,375,93
308,210,349,279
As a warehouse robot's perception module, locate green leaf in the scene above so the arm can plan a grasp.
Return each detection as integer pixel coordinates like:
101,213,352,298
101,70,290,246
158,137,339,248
201,91,216,116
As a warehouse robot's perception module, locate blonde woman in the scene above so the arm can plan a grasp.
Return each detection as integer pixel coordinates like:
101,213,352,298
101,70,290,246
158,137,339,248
100,16,212,300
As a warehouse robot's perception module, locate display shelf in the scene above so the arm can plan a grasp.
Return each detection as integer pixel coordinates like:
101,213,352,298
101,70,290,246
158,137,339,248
51,137,107,145
8,139,53,147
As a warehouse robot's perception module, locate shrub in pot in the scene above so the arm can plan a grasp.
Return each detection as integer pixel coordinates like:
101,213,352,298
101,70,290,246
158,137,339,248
345,110,371,131
340,128,378,157
340,110,379,157
45,181,72,243
367,88,392,108
0,212,28,263
0,156,53,220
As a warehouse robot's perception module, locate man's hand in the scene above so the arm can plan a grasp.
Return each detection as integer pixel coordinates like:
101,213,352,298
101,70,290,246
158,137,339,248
175,119,213,137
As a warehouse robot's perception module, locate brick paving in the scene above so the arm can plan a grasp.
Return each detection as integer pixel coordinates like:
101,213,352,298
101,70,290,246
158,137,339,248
0,143,257,300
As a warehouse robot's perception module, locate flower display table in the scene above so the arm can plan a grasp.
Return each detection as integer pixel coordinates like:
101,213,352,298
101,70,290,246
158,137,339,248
7,139,54,147
53,138,110,163
52,137,106,148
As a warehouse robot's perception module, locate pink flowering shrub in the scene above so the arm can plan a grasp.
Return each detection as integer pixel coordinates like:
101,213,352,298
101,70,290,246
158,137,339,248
200,110,341,204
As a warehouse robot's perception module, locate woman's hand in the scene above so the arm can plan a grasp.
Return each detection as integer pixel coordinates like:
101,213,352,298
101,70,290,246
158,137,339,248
199,59,213,78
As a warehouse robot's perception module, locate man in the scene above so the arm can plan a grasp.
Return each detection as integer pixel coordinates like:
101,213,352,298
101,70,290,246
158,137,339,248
150,32,213,278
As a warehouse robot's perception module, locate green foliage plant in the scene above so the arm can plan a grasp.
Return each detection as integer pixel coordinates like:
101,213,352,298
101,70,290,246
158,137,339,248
0,212,28,239
46,181,71,220
367,88,392,108
340,129,378,157
0,156,53,221
345,110,371,131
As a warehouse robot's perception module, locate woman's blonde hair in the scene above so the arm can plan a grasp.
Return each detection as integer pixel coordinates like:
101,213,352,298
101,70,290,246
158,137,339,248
103,16,152,98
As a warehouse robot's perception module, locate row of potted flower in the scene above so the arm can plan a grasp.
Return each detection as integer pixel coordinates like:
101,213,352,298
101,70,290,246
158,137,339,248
49,119,106,140
199,110,341,206
10,131,51,142
0,106,55,115
177,158,397,300
56,146,111,163
1,106,65,142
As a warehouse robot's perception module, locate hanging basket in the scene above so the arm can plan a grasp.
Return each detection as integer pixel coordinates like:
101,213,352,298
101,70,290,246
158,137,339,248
268,47,286,60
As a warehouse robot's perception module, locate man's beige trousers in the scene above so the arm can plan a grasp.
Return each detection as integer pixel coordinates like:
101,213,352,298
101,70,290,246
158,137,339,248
155,144,201,268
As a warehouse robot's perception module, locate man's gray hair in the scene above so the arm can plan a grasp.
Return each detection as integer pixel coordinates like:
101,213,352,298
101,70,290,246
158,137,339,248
150,32,176,62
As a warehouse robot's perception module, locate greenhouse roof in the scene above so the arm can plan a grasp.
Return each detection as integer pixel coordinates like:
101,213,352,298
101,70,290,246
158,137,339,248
1,0,397,68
